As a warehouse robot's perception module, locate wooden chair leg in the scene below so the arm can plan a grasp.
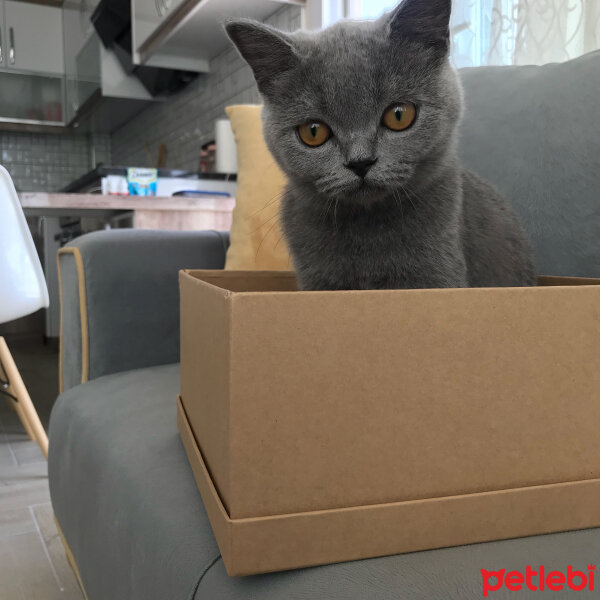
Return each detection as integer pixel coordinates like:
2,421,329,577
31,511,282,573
1,362,17,413
0,355,35,440
0,337,49,459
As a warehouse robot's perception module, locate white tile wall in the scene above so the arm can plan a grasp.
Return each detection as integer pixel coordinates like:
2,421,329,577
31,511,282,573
111,5,302,170
0,131,111,192
90,134,112,167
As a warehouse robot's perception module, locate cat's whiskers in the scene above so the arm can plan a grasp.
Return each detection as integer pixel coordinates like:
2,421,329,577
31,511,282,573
392,188,404,226
250,210,280,235
315,171,347,197
399,184,419,212
245,190,285,221
323,194,340,227
255,218,280,260
322,197,336,225
333,199,339,232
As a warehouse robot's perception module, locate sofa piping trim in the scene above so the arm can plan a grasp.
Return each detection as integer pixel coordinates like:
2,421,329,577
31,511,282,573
57,247,89,393
54,516,89,600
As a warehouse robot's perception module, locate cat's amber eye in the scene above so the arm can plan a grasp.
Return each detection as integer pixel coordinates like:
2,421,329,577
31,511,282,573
297,121,331,147
382,102,417,131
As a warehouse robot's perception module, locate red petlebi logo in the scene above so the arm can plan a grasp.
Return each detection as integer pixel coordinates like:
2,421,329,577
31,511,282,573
481,565,596,596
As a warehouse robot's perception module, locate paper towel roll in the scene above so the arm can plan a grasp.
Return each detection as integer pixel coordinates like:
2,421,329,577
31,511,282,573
215,119,238,174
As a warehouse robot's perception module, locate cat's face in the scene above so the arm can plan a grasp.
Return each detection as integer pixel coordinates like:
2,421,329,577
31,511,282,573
226,0,461,203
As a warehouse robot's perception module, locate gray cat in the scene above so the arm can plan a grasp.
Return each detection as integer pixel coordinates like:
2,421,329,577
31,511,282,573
226,0,536,290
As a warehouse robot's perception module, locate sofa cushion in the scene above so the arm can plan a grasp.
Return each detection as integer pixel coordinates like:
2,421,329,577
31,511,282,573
459,49,600,278
49,363,600,599
48,364,220,600
224,104,290,271
198,528,600,599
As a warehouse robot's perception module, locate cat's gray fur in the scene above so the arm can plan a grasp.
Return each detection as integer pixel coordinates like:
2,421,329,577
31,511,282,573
226,0,536,290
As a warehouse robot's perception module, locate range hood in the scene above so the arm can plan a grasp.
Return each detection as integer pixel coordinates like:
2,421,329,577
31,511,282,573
91,0,197,97
69,33,155,133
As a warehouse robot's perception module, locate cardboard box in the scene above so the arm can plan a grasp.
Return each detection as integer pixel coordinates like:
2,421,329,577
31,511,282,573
179,271,600,575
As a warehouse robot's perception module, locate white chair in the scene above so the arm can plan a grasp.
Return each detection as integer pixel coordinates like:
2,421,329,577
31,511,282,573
0,165,49,458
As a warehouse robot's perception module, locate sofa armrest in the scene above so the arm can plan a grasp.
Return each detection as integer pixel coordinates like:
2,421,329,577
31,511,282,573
58,229,228,392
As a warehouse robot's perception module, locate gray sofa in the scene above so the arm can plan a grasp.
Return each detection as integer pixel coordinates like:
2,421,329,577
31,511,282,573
49,51,600,599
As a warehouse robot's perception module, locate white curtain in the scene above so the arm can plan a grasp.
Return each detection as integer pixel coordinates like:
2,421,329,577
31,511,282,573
451,0,600,67
327,0,600,67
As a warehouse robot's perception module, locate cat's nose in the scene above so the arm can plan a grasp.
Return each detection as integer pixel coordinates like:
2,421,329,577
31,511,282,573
345,158,378,178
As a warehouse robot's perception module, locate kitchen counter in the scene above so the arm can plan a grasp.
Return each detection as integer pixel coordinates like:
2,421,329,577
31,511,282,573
19,193,236,230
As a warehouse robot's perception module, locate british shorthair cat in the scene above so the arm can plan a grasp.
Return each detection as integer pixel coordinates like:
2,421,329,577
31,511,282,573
226,0,536,290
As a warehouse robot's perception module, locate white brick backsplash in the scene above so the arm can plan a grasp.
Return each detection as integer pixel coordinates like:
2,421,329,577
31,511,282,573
0,131,110,192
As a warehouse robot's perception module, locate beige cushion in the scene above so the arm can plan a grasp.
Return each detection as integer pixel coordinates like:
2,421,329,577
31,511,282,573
224,105,291,270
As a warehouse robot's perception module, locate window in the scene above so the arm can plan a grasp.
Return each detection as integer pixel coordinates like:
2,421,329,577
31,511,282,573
311,0,499,67
346,1,397,20
307,0,600,67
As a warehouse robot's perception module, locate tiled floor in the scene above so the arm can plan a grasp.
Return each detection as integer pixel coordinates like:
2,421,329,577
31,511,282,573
0,368,84,598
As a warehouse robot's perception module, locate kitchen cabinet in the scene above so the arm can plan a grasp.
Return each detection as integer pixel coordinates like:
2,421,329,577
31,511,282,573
0,71,63,124
133,0,185,48
63,0,100,124
2,1,64,75
132,0,198,70
132,0,305,72
0,2,3,68
0,0,65,126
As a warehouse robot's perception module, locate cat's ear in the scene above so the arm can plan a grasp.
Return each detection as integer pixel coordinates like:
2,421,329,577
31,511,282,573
225,19,299,95
382,0,451,56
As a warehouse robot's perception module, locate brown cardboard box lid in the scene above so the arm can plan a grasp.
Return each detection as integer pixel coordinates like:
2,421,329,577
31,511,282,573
178,395,600,576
